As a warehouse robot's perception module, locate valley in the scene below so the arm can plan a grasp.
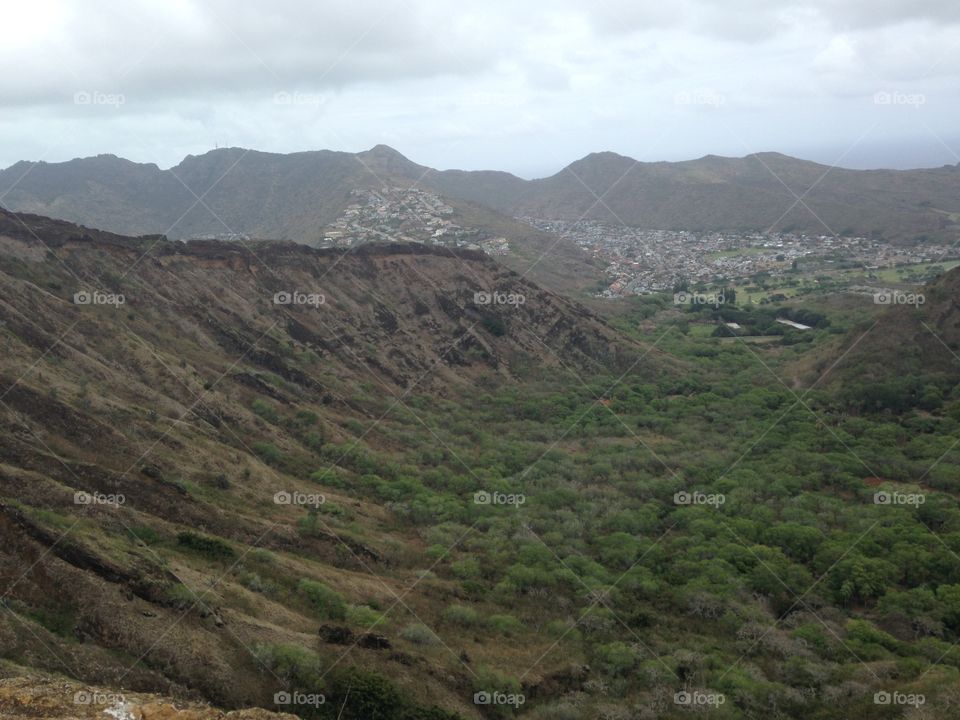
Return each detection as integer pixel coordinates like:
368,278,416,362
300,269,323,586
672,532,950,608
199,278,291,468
0,205,959,718
6,3,960,717
0,0,960,720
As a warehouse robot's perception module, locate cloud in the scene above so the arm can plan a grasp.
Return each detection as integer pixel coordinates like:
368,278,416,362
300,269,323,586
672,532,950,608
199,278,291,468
1,0,958,174
2,0,504,106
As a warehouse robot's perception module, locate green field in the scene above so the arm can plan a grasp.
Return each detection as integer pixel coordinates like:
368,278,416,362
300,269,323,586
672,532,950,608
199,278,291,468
728,260,960,306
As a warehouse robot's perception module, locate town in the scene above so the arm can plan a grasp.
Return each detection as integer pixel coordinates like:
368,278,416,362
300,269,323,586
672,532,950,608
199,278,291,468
519,218,957,297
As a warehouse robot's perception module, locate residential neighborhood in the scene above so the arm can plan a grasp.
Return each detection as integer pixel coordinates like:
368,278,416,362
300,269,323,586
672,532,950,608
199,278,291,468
319,187,511,256
519,218,956,297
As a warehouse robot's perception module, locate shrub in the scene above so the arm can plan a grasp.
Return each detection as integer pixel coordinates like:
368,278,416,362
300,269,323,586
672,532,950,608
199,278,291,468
128,524,161,545
250,547,275,564
323,666,462,720
480,313,506,336
451,557,481,580
295,409,319,426
487,614,522,636
255,642,320,686
472,666,523,697
238,572,264,593
442,604,480,627
545,619,580,640
298,578,346,620
347,604,387,628
252,441,282,466
593,641,639,676
176,531,235,560
297,511,322,538
251,398,280,424
164,583,199,609
400,623,439,646
310,466,348,488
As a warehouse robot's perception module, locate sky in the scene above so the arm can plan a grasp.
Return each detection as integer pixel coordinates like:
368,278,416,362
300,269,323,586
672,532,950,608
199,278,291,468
2,0,960,178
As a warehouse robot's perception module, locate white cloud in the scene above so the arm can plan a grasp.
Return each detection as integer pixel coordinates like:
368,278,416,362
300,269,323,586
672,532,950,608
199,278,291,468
1,0,958,174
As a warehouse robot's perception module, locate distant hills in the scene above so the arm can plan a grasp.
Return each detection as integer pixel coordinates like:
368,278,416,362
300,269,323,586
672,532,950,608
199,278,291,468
482,151,960,242
3,144,960,250
0,145,606,296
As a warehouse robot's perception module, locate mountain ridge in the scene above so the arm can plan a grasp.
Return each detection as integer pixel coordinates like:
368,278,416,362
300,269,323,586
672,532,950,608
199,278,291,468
3,144,960,252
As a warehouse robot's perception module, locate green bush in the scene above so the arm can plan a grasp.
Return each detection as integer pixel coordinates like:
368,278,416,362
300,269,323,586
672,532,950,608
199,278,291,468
323,666,462,720
252,441,282,466
128,524,161,545
251,398,280,424
295,409,319,426
298,578,346,620
442,604,480,627
249,547,275,564
255,642,319,686
176,531,235,560
164,583,197,609
400,623,439,646
487,614,522,636
347,604,388,628
593,641,639,676
451,557,481,580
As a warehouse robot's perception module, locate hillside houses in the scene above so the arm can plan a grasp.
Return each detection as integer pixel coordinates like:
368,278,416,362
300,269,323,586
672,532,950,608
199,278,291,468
320,188,509,255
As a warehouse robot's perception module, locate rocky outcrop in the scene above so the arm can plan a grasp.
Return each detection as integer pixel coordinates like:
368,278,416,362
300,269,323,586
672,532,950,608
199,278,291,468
0,676,298,719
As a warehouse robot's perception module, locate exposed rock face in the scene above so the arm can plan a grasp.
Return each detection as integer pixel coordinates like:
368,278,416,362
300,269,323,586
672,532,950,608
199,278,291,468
0,677,298,719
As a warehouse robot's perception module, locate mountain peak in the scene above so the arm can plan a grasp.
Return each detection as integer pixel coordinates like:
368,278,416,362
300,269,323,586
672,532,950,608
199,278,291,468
577,150,634,163
563,150,638,175
354,144,422,175
360,143,408,160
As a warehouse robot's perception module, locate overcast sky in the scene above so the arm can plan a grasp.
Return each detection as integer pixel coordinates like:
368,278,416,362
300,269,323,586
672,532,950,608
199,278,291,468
3,0,959,177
